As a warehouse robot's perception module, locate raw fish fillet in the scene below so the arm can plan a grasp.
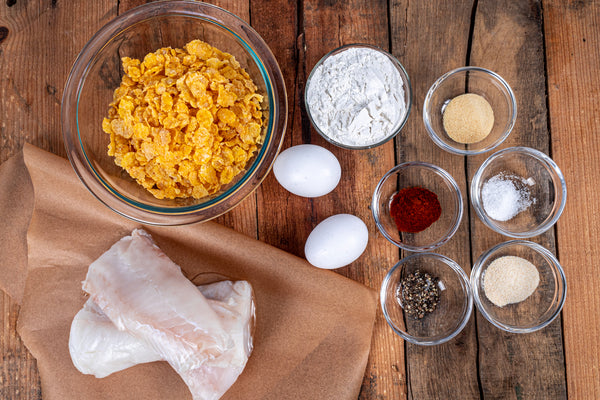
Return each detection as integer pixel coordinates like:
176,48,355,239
78,229,254,400
69,299,159,378
69,281,254,385
181,280,254,399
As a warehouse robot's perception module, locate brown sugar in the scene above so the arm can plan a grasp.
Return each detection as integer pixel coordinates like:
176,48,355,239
442,93,494,144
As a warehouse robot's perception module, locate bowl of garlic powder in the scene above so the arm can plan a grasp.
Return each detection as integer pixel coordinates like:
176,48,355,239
470,240,566,333
304,44,412,149
423,66,516,155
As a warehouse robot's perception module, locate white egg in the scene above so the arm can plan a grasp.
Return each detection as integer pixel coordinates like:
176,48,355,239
273,144,341,197
304,214,369,269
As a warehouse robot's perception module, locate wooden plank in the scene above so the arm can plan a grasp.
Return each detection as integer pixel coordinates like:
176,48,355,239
303,2,404,399
390,1,481,398
255,1,406,398
544,1,600,399
118,1,259,238
0,0,116,163
116,0,257,237
204,0,259,238
0,293,40,400
250,0,302,256
468,0,567,398
0,1,116,399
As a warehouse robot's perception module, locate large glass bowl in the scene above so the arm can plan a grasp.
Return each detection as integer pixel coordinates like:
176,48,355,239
62,1,287,225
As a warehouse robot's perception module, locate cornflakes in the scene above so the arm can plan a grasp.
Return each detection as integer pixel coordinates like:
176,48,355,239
102,39,264,200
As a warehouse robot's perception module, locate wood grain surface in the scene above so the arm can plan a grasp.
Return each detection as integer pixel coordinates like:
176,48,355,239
544,1,600,398
394,1,480,398
1,0,598,399
469,1,567,399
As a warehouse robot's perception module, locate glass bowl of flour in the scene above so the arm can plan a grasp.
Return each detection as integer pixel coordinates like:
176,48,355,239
304,44,412,149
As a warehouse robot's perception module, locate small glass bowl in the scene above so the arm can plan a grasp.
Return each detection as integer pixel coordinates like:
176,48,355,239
62,1,287,225
423,66,516,155
381,253,473,345
304,43,412,149
471,240,566,333
471,147,567,238
372,162,463,252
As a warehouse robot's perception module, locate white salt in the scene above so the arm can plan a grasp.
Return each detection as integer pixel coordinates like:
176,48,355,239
481,173,534,221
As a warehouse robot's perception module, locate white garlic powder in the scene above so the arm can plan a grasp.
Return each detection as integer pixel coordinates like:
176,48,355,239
306,47,406,147
483,255,540,307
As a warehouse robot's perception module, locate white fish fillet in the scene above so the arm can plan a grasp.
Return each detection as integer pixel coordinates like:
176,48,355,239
69,281,254,382
171,280,254,400
69,299,159,378
76,229,254,400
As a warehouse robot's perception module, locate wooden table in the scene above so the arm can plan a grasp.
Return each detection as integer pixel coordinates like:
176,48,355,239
1,0,598,398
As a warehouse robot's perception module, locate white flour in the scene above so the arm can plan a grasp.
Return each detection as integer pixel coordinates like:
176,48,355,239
306,47,406,147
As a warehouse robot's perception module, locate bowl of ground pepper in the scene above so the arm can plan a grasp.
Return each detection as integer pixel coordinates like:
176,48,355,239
380,253,473,345
471,240,566,333
423,66,516,155
372,162,463,252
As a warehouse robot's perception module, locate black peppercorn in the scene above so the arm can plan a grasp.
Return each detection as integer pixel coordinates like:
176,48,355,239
396,270,440,319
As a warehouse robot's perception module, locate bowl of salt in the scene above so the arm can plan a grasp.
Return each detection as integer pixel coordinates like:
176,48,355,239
470,146,567,238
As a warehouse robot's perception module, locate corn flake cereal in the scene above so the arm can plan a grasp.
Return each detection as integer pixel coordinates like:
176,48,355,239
102,39,264,200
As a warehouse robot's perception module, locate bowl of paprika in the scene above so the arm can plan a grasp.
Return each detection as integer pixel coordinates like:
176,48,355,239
371,161,463,252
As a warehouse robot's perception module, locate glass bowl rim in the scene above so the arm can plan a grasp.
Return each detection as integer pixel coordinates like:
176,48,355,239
423,66,517,156
380,252,474,345
304,43,413,150
371,161,464,252
61,0,287,225
470,146,567,238
470,239,567,333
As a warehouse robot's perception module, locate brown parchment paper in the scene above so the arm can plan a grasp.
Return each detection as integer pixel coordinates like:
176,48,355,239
0,144,378,400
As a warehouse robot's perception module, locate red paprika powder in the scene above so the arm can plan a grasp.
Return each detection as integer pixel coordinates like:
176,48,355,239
390,187,441,233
